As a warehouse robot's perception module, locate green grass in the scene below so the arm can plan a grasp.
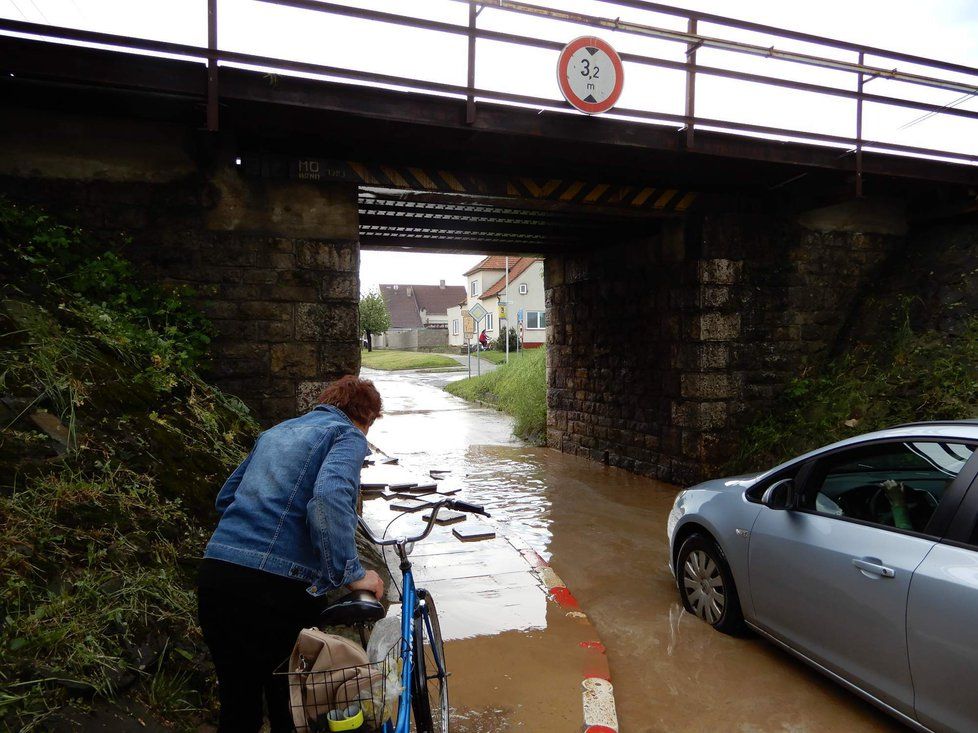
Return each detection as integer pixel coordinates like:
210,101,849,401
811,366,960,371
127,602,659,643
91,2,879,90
472,349,523,365
445,347,546,443
361,349,459,370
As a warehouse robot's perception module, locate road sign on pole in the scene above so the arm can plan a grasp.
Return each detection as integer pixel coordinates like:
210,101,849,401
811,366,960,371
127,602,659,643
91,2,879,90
556,36,624,115
468,302,488,322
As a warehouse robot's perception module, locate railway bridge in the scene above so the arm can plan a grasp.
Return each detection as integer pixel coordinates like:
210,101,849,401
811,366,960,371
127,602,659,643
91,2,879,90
3,1,978,482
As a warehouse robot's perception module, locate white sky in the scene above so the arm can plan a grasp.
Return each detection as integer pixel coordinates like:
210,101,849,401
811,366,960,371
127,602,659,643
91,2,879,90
4,0,977,292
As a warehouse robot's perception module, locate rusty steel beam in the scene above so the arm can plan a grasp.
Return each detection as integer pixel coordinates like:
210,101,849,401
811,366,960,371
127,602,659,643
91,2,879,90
3,27,977,182
602,0,978,79
466,0,978,95
684,17,697,149
254,1,978,123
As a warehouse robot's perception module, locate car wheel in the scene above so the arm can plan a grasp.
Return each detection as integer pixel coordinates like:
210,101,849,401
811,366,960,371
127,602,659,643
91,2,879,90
676,533,746,635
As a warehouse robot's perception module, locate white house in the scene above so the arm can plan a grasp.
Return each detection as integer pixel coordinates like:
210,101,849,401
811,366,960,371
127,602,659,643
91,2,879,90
447,256,546,349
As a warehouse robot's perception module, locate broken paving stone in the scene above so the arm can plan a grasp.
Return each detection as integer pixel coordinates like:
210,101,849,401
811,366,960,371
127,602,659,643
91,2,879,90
390,498,434,513
401,482,437,493
422,509,466,525
452,523,496,542
388,481,418,491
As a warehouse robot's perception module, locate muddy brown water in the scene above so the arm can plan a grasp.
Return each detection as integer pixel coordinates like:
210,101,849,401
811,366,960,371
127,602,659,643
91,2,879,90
364,368,904,732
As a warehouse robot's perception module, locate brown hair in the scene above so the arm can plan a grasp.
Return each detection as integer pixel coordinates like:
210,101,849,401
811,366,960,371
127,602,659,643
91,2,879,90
318,375,383,428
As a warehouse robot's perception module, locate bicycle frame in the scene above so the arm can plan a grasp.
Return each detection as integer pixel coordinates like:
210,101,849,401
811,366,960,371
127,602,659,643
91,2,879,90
393,554,417,733
359,499,485,733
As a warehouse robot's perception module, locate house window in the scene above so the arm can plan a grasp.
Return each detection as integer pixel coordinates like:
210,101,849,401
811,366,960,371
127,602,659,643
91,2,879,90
519,283,528,295
470,280,480,296
452,319,459,335
485,313,493,330
526,310,546,329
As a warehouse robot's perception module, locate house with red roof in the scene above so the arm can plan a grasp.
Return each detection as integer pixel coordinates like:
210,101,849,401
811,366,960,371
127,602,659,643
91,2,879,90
447,256,546,349
377,280,467,349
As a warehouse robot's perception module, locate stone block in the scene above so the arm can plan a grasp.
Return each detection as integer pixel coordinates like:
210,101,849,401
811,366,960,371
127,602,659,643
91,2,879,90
297,381,330,412
694,312,741,341
255,320,295,342
270,343,319,378
206,169,358,240
258,397,298,421
320,273,360,301
261,252,296,270
671,400,729,430
239,301,292,321
211,319,257,340
201,242,257,267
296,241,358,271
319,343,361,374
680,373,740,400
295,303,359,342
698,259,743,285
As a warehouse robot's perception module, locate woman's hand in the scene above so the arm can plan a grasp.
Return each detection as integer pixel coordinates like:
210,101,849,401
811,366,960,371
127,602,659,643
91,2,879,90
348,569,385,600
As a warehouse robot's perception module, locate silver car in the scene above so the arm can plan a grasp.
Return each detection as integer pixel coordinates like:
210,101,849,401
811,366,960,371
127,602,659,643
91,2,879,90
668,422,978,733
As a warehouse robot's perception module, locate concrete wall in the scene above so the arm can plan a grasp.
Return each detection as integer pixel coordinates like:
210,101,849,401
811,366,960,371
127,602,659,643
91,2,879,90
0,108,362,426
375,328,448,351
546,208,901,485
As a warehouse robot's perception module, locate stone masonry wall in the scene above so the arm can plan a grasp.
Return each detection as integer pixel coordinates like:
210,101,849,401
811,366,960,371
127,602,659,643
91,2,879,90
547,211,900,485
0,172,361,427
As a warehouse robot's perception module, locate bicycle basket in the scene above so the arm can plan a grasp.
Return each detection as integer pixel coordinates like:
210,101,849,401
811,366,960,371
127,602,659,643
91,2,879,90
278,640,400,733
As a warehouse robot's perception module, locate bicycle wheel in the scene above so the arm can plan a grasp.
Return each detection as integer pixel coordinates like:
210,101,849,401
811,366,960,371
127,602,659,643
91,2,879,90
410,591,449,733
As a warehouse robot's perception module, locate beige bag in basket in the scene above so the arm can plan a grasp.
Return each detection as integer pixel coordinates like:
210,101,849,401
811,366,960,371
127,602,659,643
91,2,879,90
289,628,369,732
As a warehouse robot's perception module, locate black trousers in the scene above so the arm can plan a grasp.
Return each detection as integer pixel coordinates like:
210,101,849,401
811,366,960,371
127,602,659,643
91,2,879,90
197,559,324,733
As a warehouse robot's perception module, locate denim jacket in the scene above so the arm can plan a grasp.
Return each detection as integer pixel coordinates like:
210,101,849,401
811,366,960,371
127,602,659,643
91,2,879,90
204,405,370,597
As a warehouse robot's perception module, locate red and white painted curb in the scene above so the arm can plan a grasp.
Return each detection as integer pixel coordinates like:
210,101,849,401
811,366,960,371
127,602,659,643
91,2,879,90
506,536,620,733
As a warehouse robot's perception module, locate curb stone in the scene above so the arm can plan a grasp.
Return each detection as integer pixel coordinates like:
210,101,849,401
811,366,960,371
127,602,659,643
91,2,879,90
503,534,621,733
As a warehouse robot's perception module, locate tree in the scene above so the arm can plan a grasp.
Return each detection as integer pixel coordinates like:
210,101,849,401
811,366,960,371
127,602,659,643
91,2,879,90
359,291,391,352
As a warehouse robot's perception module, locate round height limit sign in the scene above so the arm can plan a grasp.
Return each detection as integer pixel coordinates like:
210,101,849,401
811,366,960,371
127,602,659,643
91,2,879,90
557,36,624,115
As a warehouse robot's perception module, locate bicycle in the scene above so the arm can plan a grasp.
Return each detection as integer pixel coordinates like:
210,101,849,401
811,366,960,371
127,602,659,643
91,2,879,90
290,498,490,733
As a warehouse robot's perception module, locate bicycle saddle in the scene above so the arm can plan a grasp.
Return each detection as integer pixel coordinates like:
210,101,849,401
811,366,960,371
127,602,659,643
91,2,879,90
319,590,386,627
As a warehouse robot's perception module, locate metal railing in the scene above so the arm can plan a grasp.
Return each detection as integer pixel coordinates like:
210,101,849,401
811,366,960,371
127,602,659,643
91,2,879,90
4,0,978,190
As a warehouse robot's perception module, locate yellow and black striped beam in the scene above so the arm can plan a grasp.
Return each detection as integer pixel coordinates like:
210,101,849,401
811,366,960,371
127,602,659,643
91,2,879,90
245,154,699,214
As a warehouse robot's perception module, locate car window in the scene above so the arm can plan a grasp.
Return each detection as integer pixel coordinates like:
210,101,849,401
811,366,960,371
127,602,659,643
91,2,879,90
802,441,975,534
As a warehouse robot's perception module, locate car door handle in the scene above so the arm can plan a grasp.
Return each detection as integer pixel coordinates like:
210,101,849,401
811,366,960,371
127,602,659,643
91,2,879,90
852,558,895,578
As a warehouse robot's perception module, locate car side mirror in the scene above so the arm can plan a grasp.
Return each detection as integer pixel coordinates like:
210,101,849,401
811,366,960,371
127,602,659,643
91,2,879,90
761,478,795,510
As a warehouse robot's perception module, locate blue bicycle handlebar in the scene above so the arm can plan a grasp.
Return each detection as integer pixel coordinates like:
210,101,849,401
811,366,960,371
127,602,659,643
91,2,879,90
357,499,491,547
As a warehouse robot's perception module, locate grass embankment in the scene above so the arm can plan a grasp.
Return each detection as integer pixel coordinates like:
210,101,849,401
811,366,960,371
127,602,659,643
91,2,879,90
469,349,523,365
361,349,459,370
445,348,546,443
731,315,978,474
0,200,258,730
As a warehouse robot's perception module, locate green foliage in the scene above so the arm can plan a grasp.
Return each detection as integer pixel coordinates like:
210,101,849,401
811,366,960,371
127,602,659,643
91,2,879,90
730,316,978,473
446,348,546,443
0,200,212,373
0,199,258,730
360,349,458,371
359,291,391,337
495,327,519,352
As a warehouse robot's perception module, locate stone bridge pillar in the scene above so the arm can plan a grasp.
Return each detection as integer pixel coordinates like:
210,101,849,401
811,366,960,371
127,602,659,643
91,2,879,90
0,108,362,426
546,206,901,485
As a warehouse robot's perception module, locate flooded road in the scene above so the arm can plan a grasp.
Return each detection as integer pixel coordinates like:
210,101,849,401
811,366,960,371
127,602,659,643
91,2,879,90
363,367,905,732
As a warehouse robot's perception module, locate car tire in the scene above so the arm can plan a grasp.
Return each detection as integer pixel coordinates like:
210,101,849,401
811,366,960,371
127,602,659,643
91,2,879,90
676,533,746,636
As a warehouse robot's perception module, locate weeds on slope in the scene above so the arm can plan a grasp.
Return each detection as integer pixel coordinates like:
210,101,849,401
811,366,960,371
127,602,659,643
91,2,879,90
445,348,546,443
0,198,258,730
